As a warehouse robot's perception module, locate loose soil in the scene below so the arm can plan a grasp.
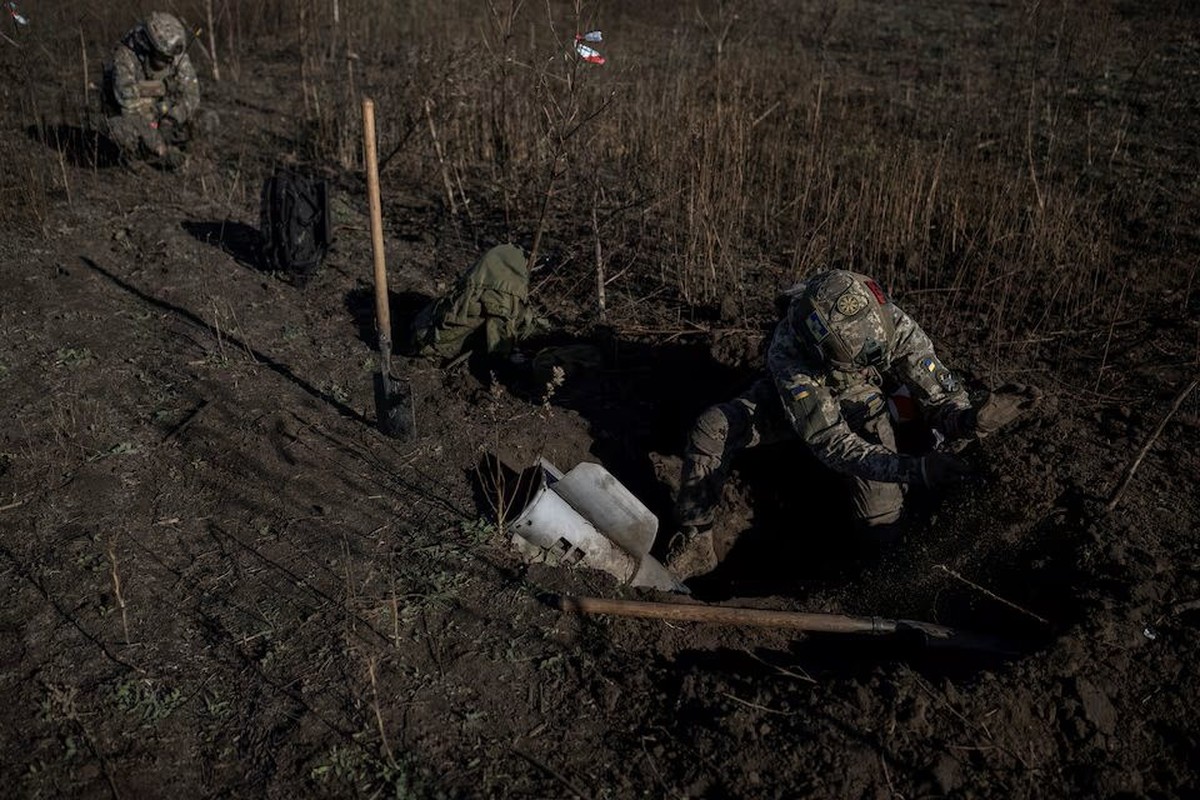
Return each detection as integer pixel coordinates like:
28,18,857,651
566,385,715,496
2,2,1199,798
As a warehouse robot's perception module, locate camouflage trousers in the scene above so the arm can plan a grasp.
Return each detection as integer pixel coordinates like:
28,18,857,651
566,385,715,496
104,108,218,160
675,377,904,531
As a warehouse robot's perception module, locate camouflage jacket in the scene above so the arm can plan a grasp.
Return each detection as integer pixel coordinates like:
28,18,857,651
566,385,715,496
409,244,544,360
107,30,200,124
767,284,971,483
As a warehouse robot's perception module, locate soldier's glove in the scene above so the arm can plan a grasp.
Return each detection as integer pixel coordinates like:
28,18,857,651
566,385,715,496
918,452,973,487
972,383,1042,437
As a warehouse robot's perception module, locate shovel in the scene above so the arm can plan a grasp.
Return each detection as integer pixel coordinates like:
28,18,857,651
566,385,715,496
363,96,413,439
555,596,1019,655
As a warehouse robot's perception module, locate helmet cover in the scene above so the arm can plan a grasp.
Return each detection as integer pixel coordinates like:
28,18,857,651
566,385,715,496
144,12,186,59
790,270,895,368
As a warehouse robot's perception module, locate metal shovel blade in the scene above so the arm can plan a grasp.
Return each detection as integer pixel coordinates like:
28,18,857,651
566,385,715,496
373,369,413,439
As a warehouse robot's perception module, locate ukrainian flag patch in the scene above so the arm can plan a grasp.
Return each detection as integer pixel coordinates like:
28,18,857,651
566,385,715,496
789,382,811,400
922,357,937,373
805,312,830,342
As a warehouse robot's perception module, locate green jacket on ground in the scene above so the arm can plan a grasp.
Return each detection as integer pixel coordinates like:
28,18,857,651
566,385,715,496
409,244,544,360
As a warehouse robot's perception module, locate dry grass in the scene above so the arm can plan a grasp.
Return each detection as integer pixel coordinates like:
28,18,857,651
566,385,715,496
1,0,1170,354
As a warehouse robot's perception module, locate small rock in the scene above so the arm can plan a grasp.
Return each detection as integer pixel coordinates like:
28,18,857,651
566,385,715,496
1075,677,1117,736
930,753,962,793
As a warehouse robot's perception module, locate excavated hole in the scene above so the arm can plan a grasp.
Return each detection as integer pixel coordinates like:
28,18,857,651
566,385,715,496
677,437,1089,672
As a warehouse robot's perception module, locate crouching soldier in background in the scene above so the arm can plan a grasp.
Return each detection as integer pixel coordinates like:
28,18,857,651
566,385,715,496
666,269,1041,581
102,12,217,168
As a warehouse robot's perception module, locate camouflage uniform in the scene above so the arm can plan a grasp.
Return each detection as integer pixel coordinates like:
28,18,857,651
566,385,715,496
676,270,972,531
102,13,212,160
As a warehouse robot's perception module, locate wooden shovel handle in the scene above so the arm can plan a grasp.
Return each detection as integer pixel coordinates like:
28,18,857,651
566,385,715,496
558,595,902,635
362,97,390,353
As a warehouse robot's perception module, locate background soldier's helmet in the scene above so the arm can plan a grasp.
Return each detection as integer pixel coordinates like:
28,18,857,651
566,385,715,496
789,270,896,368
143,12,187,59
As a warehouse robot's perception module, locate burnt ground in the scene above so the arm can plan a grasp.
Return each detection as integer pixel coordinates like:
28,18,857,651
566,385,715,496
2,2,1200,799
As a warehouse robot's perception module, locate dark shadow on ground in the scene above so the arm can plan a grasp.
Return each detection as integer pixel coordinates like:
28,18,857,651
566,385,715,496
468,325,1089,639
666,634,1024,692
683,440,865,602
182,220,263,271
25,124,122,168
79,255,371,426
344,285,434,350
471,328,749,533
466,326,888,597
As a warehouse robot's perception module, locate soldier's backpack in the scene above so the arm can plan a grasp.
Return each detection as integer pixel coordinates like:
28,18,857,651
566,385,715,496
259,170,332,281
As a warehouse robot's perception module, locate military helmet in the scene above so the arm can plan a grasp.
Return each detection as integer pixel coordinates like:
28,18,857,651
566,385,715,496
789,270,896,368
143,12,187,59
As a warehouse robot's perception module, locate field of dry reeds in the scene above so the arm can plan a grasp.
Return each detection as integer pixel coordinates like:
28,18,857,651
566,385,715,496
7,0,1182,361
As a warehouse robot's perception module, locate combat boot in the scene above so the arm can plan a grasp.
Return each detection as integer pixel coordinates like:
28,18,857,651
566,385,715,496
664,525,718,581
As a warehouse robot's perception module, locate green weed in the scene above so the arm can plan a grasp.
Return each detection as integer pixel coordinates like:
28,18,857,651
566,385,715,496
311,738,421,799
459,517,496,545
88,441,141,462
111,678,184,724
325,381,350,404
53,347,92,368
202,689,234,720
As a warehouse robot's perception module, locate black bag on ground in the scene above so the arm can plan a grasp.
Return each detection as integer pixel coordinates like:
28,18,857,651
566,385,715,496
259,170,332,278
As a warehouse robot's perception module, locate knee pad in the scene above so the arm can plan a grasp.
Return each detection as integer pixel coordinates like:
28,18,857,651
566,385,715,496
859,506,903,527
689,405,732,457
852,483,904,528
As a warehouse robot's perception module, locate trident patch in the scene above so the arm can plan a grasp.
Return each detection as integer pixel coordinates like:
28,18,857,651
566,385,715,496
834,289,868,317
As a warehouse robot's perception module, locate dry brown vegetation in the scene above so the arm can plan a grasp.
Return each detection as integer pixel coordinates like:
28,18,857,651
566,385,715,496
8,1,1183,352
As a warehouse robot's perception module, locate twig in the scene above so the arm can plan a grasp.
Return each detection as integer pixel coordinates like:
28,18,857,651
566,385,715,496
205,0,221,80
638,735,679,800
0,499,24,512
743,649,816,684
424,97,457,214
367,656,396,766
1106,373,1199,513
161,399,209,442
721,691,796,716
904,667,1034,772
512,744,590,799
879,752,900,799
106,536,131,645
55,140,72,208
1094,275,1129,393
592,185,605,319
933,564,1050,626
751,100,781,128
79,26,89,100
76,720,122,800
1025,96,1044,212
